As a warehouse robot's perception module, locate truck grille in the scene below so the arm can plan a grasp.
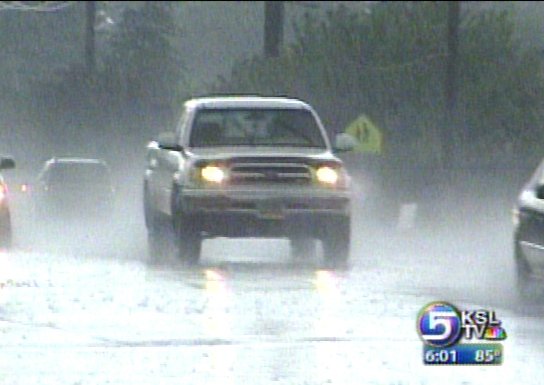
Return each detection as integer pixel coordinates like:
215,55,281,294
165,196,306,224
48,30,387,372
229,163,312,184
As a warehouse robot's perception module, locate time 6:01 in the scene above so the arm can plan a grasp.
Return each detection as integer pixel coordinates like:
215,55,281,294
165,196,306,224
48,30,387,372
424,349,457,364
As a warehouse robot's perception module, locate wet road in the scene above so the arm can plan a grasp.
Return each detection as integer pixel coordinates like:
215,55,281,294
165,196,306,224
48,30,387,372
1,203,544,385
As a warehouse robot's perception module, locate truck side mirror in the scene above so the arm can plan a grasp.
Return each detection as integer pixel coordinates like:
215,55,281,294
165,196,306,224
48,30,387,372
157,132,182,152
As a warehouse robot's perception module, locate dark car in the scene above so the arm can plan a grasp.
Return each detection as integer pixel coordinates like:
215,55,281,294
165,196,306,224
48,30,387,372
0,157,16,248
33,157,115,223
513,158,544,299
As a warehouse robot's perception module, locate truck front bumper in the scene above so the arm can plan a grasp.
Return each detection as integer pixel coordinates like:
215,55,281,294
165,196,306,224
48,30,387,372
178,187,351,238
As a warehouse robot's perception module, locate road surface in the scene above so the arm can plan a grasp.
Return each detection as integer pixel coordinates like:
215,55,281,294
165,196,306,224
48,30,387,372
1,199,543,385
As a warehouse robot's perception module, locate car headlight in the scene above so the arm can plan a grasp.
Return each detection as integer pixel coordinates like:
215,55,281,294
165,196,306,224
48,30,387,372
316,166,339,185
0,185,6,202
201,165,226,183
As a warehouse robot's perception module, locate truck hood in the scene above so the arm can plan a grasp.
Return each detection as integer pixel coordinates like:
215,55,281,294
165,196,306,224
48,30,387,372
185,146,340,163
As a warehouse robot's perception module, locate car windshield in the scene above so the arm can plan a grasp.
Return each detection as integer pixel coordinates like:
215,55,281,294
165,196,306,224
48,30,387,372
47,163,111,185
189,108,327,148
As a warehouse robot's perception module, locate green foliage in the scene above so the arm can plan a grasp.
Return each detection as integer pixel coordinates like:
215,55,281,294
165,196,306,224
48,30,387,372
104,1,185,107
30,1,188,159
214,2,544,165
459,9,544,151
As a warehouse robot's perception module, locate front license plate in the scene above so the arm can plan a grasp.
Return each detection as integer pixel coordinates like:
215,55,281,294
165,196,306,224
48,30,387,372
258,202,285,220
258,210,285,220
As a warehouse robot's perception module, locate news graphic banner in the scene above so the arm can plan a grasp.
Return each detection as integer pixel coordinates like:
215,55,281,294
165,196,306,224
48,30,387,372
417,301,507,365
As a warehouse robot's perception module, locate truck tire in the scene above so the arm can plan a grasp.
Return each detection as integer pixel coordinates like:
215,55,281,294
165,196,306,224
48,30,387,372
143,185,160,234
321,217,350,268
515,241,539,303
144,185,173,261
172,204,201,265
147,232,170,261
177,225,201,265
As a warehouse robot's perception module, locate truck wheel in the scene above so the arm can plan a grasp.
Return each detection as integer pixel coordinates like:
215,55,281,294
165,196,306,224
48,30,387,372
515,242,539,303
147,232,170,262
321,217,350,268
174,214,201,265
290,237,317,259
144,186,160,234
177,229,201,265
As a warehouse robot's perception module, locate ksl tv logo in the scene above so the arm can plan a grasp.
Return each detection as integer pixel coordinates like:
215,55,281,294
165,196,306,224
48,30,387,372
417,301,507,347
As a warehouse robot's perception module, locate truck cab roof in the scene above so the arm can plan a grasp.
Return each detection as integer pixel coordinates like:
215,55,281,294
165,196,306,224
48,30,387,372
184,96,313,110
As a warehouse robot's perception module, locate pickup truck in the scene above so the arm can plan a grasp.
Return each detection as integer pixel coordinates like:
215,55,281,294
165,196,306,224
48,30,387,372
143,96,356,265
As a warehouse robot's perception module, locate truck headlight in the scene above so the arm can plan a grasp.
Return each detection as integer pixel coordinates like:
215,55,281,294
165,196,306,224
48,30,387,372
316,166,339,185
0,184,7,202
201,165,226,183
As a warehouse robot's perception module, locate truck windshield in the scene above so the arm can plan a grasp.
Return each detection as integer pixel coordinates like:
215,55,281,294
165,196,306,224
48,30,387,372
189,108,327,148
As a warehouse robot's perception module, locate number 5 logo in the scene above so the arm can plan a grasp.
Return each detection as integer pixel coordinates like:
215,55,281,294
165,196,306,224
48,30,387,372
423,311,457,341
418,302,461,347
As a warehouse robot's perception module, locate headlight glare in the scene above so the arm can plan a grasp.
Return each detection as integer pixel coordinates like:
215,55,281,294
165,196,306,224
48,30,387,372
316,166,338,185
0,184,6,202
201,165,226,183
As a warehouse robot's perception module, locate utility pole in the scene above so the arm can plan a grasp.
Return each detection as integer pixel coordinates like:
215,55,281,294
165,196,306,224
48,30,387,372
442,1,460,167
85,0,96,73
434,0,461,221
264,1,285,58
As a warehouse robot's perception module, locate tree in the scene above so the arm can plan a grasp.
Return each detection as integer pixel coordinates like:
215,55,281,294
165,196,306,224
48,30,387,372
215,2,544,165
105,1,185,112
264,1,285,58
85,0,96,73
443,1,460,167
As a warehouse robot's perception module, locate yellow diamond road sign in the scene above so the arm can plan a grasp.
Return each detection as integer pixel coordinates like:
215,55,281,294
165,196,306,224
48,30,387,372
344,114,383,154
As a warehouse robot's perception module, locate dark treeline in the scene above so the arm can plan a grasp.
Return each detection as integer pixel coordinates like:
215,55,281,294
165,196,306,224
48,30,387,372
214,2,544,169
1,2,543,174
